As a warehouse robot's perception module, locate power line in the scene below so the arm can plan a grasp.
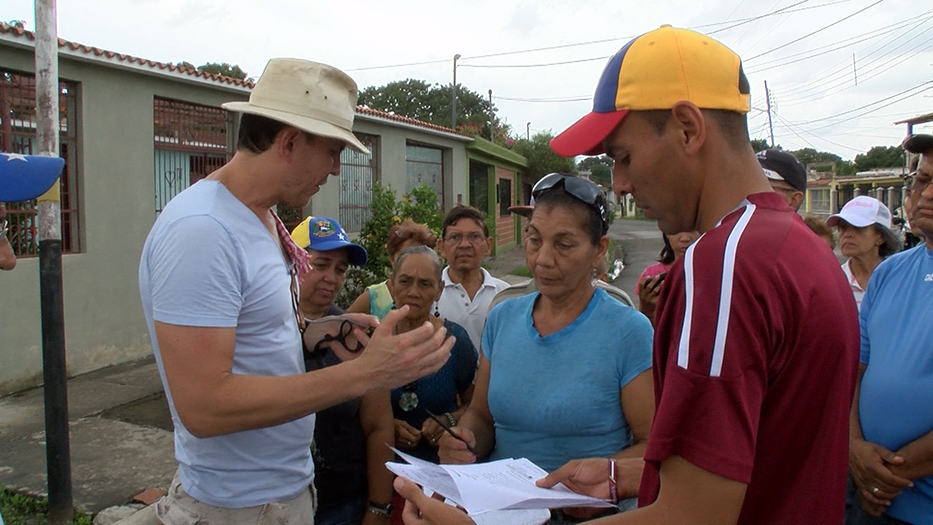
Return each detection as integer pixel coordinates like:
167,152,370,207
495,95,592,102
745,10,933,73
778,23,933,106
345,0,857,72
771,12,933,101
793,80,933,131
460,56,609,69
745,0,884,61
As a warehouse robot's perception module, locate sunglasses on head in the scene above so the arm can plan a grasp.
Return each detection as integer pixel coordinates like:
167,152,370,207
532,173,609,235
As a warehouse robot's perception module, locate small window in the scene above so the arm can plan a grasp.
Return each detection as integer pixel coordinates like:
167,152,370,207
498,178,512,217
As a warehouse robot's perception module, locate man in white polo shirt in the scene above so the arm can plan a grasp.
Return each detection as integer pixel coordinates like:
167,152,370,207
436,206,509,350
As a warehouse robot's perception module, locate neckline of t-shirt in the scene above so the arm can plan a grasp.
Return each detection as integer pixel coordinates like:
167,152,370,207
526,288,603,344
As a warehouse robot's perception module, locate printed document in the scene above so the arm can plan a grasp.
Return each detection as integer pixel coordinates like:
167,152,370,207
386,447,614,516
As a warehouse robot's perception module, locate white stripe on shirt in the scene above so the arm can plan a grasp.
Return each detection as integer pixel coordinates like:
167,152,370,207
677,205,756,376
709,205,756,377
677,242,698,369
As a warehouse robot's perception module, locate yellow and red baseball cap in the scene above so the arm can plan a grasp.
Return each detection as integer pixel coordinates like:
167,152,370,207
550,25,751,157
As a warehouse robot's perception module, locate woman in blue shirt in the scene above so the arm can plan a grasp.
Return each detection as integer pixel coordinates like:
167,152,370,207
438,174,654,521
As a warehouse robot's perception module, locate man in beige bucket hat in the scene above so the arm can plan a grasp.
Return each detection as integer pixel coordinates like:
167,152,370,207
138,58,455,523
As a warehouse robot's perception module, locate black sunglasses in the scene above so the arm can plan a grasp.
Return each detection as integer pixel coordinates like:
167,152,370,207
532,173,609,235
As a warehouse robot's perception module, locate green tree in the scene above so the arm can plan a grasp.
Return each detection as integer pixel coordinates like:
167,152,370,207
750,139,770,153
358,79,501,138
854,145,905,172
786,147,855,176
175,61,249,80
577,155,613,186
354,182,445,285
511,131,576,179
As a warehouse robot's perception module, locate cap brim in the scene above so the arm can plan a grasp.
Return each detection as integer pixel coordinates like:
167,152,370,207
310,240,368,266
0,154,66,202
550,110,629,157
761,168,783,181
508,205,534,218
826,213,873,228
903,134,933,155
223,101,370,154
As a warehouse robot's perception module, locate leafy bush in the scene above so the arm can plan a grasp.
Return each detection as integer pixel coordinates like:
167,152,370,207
349,183,445,300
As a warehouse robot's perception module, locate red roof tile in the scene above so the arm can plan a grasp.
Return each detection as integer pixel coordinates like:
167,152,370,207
0,22,255,88
1,24,476,138
355,106,471,138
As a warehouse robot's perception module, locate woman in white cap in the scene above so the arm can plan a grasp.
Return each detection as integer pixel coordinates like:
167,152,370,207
827,196,902,310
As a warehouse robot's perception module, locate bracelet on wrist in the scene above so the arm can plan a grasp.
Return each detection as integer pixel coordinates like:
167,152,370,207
368,500,393,518
608,458,619,505
444,411,456,427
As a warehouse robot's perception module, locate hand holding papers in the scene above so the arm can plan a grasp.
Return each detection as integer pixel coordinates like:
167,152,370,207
386,447,615,516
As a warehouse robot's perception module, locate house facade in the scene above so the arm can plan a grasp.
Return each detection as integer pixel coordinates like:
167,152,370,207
0,25,510,394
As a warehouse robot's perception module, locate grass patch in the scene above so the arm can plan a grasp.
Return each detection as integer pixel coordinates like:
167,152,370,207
0,485,91,525
509,265,534,277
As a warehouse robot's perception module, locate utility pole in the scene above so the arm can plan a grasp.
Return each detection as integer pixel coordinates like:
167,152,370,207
852,53,858,86
451,54,461,129
488,89,494,141
526,122,530,140
35,1,73,524
764,80,775,148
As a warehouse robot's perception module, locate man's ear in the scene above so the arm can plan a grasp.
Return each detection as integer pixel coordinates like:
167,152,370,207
276,127,303,160
670,101,706,155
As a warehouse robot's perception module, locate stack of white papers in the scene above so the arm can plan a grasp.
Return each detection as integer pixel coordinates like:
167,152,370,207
386,447,614,516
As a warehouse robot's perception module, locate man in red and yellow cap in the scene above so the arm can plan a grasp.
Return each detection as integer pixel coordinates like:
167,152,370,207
395,26,859,525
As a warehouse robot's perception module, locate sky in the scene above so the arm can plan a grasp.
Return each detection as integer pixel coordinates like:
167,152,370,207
5,0,933,163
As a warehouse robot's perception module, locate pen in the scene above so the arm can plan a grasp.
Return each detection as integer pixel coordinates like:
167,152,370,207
425,409,476,454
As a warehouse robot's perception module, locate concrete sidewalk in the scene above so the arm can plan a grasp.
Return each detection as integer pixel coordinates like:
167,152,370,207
0,357,175,513
0,218,661,518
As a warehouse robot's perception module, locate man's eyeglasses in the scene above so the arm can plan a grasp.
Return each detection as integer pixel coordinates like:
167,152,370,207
905,172,932,194
532,173,609,234
444,232,486,246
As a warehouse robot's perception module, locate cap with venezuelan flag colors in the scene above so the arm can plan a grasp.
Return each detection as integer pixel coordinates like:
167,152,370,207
550,25,751,157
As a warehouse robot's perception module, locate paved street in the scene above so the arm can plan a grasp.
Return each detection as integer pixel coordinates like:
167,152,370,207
0,218,664,515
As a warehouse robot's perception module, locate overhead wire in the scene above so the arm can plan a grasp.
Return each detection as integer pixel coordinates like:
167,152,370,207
744,0,884,61
777,21,933,106
346,0,858,72
773,9,933,96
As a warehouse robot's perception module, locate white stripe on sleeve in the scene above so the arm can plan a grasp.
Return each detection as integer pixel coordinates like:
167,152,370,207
709,205,756,377
677,242,697,369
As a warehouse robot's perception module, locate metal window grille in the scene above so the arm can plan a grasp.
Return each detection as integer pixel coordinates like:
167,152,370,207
339,134,379,232
153,97,231,214
405,144,444,208
0,68,80,256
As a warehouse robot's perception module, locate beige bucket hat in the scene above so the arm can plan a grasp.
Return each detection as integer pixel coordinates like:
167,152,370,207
223,58,369,153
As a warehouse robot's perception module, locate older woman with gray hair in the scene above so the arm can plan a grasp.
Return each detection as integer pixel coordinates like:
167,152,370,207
388,245,478,463
827,196,902,310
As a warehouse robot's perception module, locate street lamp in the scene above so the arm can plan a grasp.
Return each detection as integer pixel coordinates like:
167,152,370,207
451,54,461,129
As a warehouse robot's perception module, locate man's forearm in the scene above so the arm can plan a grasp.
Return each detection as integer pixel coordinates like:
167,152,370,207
171,360,374,438
892,429,933,480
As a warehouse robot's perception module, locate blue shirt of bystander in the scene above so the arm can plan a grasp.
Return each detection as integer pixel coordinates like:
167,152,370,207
859,244,933,524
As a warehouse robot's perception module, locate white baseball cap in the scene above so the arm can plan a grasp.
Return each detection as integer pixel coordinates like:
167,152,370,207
826,196,892,229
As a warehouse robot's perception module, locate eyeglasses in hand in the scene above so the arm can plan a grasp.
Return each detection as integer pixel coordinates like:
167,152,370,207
310,319,375,357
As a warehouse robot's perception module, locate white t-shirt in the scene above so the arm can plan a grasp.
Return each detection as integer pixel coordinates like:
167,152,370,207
139,180,314,508
841,259,866,311
437,267,509,350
